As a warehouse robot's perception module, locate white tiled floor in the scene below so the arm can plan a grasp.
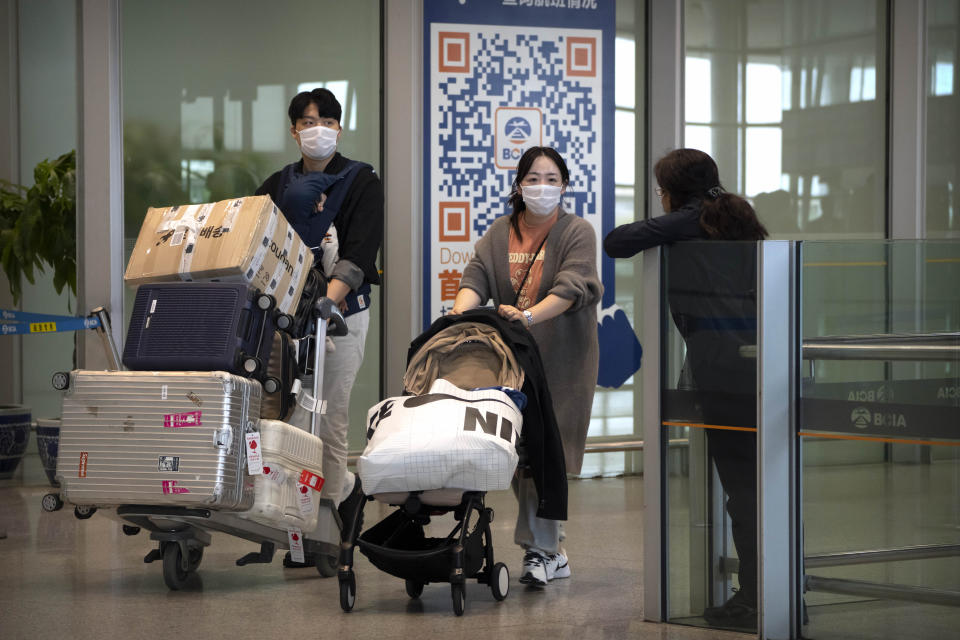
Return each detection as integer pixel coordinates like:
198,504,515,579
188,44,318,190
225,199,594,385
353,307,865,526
3,453,959,640
0,470,753,640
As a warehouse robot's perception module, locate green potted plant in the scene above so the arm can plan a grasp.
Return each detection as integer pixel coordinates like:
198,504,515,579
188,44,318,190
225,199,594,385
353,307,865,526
0,150,76,481
0,150,77,305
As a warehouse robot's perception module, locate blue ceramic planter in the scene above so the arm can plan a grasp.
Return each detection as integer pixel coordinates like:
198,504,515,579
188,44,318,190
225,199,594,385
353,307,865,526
0,406,31,480
35,419,61,487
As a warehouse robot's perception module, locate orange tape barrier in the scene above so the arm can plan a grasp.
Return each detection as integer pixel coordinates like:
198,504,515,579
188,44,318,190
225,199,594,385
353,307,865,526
662,421,757,433
798,432,960,447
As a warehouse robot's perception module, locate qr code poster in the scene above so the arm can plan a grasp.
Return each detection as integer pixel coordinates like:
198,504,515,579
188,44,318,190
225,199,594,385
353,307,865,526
423,0,615,328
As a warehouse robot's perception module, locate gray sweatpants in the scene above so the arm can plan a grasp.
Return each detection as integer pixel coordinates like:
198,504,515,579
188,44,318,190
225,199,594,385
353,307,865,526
512,473,565,555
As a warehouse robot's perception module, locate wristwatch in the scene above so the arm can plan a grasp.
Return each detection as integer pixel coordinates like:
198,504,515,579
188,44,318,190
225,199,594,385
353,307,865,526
522,309,534,327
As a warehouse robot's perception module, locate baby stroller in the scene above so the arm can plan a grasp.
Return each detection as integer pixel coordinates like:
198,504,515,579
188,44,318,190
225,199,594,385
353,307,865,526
338,311,546,616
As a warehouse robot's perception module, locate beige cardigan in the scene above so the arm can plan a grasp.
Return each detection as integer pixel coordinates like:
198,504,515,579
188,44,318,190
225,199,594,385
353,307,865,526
459,211,602,473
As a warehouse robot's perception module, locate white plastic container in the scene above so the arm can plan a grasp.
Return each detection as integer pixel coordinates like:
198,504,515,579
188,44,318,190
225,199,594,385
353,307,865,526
239,419,324,530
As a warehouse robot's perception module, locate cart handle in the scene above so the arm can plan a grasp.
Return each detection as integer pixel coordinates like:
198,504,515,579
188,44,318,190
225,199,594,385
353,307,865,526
314,297,348,337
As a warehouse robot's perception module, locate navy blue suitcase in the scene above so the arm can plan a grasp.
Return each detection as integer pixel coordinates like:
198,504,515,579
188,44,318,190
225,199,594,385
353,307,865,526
123,282,278,381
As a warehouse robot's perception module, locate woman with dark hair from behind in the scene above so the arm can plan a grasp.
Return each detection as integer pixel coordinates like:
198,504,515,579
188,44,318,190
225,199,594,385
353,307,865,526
604,148,767,631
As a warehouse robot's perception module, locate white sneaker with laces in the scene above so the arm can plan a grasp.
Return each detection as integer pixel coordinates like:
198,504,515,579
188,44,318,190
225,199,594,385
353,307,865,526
547,551,571,580
519,550,548,586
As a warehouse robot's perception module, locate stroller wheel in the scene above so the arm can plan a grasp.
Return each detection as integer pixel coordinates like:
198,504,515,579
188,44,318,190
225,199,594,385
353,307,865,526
490,562,509,601
339,572,356,612
451,582,466,616
405,579,424,599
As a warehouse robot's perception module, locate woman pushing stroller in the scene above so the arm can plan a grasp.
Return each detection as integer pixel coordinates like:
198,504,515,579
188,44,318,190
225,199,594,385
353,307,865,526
451,146,603,587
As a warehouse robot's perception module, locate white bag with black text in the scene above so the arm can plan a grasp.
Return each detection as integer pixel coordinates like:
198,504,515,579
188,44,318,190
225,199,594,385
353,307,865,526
357,378,523,495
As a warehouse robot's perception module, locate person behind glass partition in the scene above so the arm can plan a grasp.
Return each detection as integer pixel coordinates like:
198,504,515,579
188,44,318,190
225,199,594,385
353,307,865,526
604,148,768,631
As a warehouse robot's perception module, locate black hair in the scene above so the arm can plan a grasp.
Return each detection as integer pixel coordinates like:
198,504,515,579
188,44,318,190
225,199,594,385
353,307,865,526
507,146,570,240
654,148,769,241
287,88,342,126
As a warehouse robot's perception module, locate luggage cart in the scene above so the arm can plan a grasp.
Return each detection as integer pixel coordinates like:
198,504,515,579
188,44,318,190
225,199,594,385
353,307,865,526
41,297,348,590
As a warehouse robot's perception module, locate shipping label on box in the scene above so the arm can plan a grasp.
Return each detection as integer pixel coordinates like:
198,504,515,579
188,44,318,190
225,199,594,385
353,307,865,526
125,196,313,315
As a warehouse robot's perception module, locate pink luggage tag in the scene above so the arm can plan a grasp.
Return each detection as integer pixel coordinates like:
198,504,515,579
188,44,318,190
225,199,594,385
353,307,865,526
298,469,324,492
245,432,263,475
296,483,314,516
287,527,305,564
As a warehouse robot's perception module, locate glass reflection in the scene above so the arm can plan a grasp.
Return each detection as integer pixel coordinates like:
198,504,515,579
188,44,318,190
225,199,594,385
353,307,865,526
685,0,886,238
121,0,382,454
926,0,959,238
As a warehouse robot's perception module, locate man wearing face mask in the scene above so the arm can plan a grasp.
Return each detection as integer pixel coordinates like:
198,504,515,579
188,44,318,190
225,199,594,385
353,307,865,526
449,146,602,587
256,88,383,565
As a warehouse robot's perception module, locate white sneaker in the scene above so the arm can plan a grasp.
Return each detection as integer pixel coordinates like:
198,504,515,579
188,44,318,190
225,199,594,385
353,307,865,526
519,550,548,586
547,551,571,580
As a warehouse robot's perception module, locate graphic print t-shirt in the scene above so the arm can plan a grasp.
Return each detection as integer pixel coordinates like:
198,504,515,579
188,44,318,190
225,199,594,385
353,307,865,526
508,217,553,311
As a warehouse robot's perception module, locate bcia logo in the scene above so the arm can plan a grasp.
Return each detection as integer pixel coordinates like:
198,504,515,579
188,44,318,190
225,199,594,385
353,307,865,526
937,386,959,399
495,107,542,169
850,406,908,429
846,385,893,402
850,407,871,429
500,116,532,163
505,117,531,144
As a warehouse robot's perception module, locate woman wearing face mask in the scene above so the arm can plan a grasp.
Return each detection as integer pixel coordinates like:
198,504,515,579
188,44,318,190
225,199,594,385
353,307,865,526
450,146,602,588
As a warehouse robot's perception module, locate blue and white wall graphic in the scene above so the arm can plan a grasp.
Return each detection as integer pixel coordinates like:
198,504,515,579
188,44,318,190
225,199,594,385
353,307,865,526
423,0,615,325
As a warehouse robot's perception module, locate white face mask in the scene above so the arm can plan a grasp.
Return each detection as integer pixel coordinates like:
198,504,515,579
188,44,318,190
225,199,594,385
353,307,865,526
522,184,563,217
297,124,339,161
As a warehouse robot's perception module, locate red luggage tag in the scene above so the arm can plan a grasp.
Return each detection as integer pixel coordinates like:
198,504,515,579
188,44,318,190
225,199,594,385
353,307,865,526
296,483,314,516
287,527,305,564
298,469,324,492
263,465,287,484
245,432,263,475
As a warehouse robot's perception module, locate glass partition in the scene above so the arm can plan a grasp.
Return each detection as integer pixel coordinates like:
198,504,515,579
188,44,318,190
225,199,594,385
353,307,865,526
121,0,382,452
579,1,646,478
661,241,760,633
684,0,887,239
799,240,960,639
926,0,959,239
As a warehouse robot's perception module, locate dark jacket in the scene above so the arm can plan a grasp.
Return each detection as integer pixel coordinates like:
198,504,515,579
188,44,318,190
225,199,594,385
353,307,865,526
603,202,706,258
604,203,759,427
408,308,568,520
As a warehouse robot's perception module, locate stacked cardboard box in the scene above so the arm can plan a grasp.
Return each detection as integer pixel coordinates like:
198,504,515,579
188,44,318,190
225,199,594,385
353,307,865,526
124,195,313,316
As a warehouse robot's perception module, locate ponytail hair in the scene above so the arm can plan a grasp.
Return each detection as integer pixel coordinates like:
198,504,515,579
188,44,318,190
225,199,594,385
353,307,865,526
700,192,769,241
654,148,769,241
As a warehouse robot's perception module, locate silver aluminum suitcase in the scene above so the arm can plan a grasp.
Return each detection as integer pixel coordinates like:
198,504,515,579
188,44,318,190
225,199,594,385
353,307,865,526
55,370,261,510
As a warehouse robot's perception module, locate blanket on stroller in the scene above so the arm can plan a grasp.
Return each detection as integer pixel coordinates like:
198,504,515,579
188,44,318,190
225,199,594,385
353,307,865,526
407,309,567,520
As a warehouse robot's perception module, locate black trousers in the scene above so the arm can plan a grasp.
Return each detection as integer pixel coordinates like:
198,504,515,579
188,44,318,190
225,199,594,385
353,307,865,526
706,427,758,604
